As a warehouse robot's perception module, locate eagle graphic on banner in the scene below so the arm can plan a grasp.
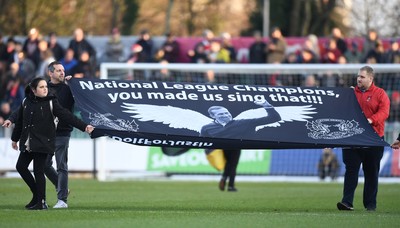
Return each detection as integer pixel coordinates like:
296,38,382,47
121,102,317,133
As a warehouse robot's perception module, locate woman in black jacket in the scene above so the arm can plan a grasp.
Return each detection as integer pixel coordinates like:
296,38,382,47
9,77,94,210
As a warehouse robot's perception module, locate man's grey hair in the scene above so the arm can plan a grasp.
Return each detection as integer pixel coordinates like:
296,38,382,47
360,65,374,77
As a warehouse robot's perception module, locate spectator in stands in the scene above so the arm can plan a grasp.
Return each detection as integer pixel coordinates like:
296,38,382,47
126,44,144,63
303,74,318,87
47,32,65,61
22,28,41,70
188,44,209,64
17,51,36,85
2,75,25,112
220,32,236,63
337,56,347,64
337,66,390,212
14,41,23,60
0,62,20,99
282,52,297,64
279,50,306,86
318,148,339,181
331,27,347,55
266,27,287,63
383,39,400,63
318,70,345,88
204,40,231,83
37,49,56,78
344,41,362,63
0,101,11,128
134,29,154,63
248,31,266,63
38,39,49,56
103,27,125,63
37,40,56,77
365,40,385,64
1,38,17,83
361,29,380,63
60,48,78,76
68,28,96,68
321,39,342,63
188,29,214,60
303,34,320,61
298,49,319,64
73,51,96,78
150,59,174,82
155,33,180,63
208,40,230,63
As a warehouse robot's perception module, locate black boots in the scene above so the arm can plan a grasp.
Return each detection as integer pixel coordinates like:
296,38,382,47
219,178,226,191
27,199,48,210
25,196,37,209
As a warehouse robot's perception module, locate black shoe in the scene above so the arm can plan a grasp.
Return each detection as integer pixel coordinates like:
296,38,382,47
337,202,353,211
219,179,226,191
366,208,376,212
27,200,48,210
25,197,37,209
227,187,238,192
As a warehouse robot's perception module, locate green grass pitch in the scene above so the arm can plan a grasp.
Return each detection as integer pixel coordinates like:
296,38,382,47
0,178,399,227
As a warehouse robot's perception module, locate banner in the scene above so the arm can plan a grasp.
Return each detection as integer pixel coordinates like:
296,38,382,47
68,78,389,149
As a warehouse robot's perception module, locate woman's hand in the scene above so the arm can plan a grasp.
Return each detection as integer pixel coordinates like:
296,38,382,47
11,141,18,150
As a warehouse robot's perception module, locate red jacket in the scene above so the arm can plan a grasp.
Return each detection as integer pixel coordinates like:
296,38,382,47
354,83,390,137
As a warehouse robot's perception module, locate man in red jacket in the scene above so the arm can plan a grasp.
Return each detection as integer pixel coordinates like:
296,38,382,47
337,66,390,211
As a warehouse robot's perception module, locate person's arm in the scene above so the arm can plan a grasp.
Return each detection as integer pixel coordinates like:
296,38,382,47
368,89,390,125
3,109,19,127
51,98,94,134
254,99,281,123
2,99,24,127
10,103,24,150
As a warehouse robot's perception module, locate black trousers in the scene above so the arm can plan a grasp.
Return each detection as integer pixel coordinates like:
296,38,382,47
16,151,48,203
341,147,384,209
222,149,241,187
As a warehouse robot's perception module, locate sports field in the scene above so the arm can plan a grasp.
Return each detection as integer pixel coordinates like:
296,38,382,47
0,178,399,227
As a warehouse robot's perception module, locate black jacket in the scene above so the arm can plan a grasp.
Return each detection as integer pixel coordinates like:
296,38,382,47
11,94,87,154
48,81,75,136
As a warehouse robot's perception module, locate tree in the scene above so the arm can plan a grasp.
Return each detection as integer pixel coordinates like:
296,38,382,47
121,0,139,35
346,0,400,37
244,0,344,37
0,0,130,36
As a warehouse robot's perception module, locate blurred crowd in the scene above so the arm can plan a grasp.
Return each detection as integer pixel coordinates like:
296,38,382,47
1,26,400,129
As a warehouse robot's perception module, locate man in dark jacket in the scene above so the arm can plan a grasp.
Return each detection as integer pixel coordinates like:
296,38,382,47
68,28,96,71
43,61,77,208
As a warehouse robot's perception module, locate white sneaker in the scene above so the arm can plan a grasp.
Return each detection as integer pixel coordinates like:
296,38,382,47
53,200,68,209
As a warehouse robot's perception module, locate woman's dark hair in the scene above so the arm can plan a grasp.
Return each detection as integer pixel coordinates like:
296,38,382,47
25,77,46,96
